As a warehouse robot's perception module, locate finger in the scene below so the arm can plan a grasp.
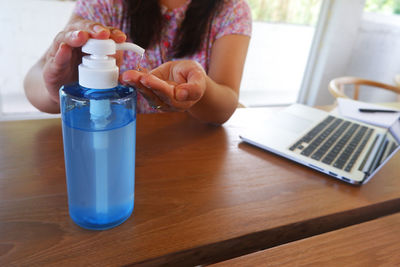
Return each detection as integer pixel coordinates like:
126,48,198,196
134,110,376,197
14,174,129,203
138,79,192,111
140,73,175,96
113,50,124,68
136,86,164,108
59,23,107,50
172,60,205,83
122,71,153,101
43,43,74,94
43,56,70,103
48,30,88,58
129,79,168,111
54,42,73,69
175,86,189,102
68,19,110,39
122,70,146,86
108,27,127,43
186,66,206,85
138,66,150,73
49,21,110,57
139,74,177,104
174,69,205,101
175,83,203,102
124,70,182,110
149,62,173,81
171,67,187,84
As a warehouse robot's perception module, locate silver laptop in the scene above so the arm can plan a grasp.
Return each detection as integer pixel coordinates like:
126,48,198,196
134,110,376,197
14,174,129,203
239,104,400,185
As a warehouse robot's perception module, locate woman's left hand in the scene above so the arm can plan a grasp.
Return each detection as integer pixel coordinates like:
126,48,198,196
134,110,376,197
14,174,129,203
122,60,207,112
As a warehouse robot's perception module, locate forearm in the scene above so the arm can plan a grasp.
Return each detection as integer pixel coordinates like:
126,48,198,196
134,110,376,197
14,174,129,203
24,59,61,114
189,34,250,125
188,76,238,125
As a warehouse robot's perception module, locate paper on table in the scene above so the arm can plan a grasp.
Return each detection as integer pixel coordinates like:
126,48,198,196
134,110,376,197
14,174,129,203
337,98,400,128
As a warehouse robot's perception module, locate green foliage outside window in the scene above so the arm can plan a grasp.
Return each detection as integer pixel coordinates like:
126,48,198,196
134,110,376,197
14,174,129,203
247,0,322,25
248,0,400,26
364,0,400,15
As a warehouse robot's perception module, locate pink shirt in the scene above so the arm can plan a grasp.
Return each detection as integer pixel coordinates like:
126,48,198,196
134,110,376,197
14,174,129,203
74,0,252,113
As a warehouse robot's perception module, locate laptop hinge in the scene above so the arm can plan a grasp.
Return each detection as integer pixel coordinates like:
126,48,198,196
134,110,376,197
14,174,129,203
362,133,387,176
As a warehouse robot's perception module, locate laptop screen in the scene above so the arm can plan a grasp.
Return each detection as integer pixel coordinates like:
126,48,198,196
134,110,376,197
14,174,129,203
364,124,400,183
389,118,400,144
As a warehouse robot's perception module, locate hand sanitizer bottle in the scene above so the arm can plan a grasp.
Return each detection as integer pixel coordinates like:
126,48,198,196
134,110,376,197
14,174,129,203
60,39,144,230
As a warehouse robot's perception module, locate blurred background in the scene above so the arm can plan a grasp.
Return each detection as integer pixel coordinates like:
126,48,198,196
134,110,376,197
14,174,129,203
1,0,400,120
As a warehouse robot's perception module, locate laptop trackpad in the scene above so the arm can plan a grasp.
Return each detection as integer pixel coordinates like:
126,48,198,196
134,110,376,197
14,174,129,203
270,112,314,134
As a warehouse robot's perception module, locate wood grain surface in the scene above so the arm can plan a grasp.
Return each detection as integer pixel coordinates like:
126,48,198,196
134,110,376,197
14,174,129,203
212,212,400,266
1,108,400,266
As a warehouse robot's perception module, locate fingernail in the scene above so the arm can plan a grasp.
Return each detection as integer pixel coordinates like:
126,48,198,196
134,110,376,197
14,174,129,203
177,89,188,101
71,30,81,40
59,42,68,51
112,29,122,35
56,42,65,56
140,78,150,88
122,74,130,82
93,25,106,33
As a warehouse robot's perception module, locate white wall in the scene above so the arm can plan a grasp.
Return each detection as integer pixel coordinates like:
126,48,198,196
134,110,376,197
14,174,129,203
345,12,400,102
0,0,75,119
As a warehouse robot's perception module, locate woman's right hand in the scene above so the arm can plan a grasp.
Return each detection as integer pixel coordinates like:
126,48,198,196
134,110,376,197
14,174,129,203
42,16,127,104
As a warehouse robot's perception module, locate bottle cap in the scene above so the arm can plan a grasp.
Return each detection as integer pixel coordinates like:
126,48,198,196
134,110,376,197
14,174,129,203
78,39,145,89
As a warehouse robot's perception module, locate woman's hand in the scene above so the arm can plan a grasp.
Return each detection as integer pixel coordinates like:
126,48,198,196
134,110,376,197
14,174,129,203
42,16,126,104
122,60,207,112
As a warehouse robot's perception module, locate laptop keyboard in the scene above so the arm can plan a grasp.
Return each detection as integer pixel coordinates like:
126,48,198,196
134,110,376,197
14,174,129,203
289,116,374,172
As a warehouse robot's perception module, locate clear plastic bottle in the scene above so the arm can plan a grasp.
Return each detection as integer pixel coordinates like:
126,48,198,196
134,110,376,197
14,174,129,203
60,39,144,230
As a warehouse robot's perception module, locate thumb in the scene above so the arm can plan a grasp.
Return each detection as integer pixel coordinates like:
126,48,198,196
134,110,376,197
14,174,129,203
174,67,206,101
175,82,203,102
54,43,72,69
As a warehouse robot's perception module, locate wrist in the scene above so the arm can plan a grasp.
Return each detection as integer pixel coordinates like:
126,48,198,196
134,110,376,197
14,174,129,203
188,76,237,124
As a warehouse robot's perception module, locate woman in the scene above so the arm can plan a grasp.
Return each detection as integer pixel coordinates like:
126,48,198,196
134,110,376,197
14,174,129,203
24,0,251,124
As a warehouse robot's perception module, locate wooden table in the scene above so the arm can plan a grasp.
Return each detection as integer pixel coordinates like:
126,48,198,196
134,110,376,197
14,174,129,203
212,212,400,266
1,108,400,266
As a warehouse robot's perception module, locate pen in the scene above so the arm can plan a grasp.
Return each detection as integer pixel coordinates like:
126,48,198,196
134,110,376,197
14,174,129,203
359,108,400,113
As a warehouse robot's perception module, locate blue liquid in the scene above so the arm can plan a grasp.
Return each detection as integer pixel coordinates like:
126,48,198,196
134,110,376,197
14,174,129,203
62,121,136,230
60,83,136,230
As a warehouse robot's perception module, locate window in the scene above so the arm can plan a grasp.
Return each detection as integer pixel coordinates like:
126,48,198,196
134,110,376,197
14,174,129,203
239,0,322,107
364,0,400,15
297,0,400,106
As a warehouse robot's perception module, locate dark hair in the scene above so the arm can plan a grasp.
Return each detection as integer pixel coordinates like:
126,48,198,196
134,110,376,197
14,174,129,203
124,0,223,58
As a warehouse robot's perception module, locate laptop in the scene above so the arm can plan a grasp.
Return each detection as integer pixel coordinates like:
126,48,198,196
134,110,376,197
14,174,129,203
239,104,400,185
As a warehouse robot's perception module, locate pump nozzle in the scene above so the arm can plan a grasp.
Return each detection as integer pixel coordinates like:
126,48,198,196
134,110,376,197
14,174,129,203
79,39,145,90
82,39,144,57
116,42,145,57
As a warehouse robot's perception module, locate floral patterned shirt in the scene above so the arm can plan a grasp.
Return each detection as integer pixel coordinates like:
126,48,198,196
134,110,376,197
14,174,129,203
74,0,252,113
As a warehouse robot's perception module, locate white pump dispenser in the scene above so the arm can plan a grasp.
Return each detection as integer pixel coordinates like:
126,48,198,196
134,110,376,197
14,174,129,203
79,39,145,89
78,38,145,130
76,39,144,216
